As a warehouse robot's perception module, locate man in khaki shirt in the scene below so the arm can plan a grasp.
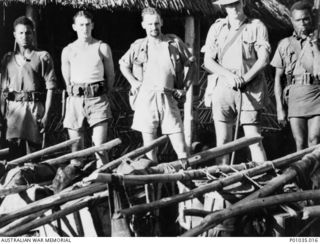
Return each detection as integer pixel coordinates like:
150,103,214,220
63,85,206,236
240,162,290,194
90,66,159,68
271,1,320,151
204,0,270,165
120,7,195,164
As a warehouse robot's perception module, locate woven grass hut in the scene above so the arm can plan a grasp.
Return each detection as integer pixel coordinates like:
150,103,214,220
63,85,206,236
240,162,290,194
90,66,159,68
0,0,308,160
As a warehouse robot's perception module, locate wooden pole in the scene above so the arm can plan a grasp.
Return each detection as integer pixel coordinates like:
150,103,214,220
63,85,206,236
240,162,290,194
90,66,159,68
0,183,108,228
0,181,51,197
88,162,257,185
25,4,38,48
3,192,108,236
95,135,168,173
0,148,9,157
184,16,196,154
181,189,320,237
7,138,80,166
186,136,262,167
42,138,121,166
119,145,320,216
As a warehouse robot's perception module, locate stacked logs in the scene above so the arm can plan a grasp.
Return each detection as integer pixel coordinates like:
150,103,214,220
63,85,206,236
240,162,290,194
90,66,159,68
1,135,320,237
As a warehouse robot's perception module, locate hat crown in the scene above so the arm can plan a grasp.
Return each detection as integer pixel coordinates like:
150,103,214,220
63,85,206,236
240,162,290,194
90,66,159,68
214,0,240,5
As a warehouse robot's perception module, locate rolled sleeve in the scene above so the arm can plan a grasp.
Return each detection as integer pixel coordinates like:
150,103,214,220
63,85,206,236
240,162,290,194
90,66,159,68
179,43,195,67
270,45,285,69
41,52,57,90
204,24,219,60
119,46,134,68
254,20,271,54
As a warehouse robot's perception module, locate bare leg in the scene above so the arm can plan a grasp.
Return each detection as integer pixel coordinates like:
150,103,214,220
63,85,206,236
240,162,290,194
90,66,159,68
242,124,267,163
213,120,233,165
141,132,158,162
290,117,308,151
92,121,109,168
168,132,188,159
68,129,84,167
308,115,320,147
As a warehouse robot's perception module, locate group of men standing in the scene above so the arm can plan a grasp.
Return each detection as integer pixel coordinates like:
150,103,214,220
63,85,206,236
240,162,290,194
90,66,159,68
0,0,319,189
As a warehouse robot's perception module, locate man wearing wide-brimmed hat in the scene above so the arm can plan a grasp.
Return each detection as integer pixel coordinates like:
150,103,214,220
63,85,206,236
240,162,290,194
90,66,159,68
203,0,270,165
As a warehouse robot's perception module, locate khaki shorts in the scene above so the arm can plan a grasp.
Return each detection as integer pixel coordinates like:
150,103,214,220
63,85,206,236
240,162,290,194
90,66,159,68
63,94,112,130
211,87,261,125
132,90,183,134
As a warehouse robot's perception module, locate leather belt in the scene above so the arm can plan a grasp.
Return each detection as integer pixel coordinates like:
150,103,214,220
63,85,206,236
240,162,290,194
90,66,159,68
68,81,106,98
3,91,45,102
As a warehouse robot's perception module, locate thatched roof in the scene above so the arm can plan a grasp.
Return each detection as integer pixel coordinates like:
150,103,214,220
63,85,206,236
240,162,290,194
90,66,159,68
0,0,217,15
212,0,295,31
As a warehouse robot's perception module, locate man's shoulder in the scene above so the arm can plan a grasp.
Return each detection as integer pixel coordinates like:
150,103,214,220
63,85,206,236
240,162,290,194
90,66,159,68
277,36,292,49
245,18,267,29
33,49,53,62
131,38,148,47
1,52,14,66
164,34,184,44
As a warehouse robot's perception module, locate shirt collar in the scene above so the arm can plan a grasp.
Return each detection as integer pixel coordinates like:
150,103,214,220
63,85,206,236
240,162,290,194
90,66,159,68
226,15,248,30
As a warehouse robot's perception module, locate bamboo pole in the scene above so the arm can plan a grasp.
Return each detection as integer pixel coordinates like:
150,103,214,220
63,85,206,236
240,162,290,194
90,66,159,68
181,189,320,237
0,209,47,234
42,138,121,166
87,162,257,185
7,138,80,166
187,136,263,167
235,147,320,206
3,192,108,236
119,145,320,216
184,16,196,154
0,148,9,157
0,183,108,228
0,181,51,197
95,135,168,173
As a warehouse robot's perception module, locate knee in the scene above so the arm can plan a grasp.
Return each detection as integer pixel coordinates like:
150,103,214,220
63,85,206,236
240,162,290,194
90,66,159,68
249,142,264,152
215,134,232,146
308,135,320,147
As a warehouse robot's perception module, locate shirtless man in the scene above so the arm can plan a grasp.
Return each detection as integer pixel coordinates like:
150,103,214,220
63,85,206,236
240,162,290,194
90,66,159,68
61,11,115,172
119,7,195,164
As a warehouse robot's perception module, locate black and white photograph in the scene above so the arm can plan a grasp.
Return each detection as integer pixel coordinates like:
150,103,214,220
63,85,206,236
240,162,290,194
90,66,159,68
0,0,319,240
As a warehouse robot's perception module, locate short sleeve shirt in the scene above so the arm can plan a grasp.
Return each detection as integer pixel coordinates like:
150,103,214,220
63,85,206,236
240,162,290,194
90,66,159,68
0,50,57,144
271,34,315,75
203,17,271,110
1,50,57,91
119,34,194,89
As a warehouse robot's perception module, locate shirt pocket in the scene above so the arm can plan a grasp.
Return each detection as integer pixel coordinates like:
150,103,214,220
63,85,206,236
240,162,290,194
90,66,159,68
242,40,256,61
285,49,297,74
133,51,147,81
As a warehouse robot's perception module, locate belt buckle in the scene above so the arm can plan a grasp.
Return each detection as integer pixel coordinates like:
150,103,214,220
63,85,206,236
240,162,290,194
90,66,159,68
83,87,89,97
303,73,310,85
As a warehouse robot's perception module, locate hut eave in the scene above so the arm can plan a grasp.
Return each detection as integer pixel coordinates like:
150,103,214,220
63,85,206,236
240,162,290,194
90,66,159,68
0,0,218,16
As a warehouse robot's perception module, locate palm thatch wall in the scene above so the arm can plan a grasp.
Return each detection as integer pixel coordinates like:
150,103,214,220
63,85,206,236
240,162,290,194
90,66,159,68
0,0,217,15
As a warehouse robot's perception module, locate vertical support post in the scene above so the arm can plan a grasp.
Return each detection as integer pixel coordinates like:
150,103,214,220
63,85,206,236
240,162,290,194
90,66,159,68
26,4,39,48
184,16,200,154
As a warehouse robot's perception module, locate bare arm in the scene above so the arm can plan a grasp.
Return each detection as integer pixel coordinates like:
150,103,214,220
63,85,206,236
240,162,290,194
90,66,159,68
100,43,115,94
243,47,269,84
274,67,287,126
119,64,142,93
204,52,244,90
61,47,71,88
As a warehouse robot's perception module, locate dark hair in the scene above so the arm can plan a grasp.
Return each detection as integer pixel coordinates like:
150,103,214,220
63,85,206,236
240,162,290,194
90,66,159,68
290,1,312,16
13,16,34,30
73,10,94,23
141,7,161,20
